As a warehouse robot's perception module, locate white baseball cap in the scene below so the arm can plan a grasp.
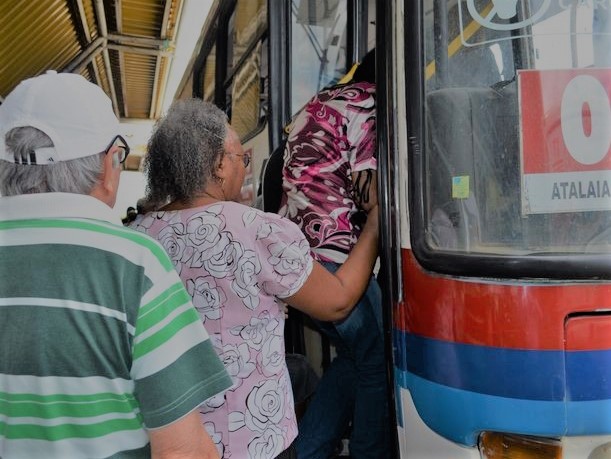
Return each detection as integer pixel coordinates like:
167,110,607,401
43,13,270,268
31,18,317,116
0,70,120,165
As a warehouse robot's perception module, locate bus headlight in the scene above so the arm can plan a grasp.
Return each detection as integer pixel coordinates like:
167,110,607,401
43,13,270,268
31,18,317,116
479,432,562,459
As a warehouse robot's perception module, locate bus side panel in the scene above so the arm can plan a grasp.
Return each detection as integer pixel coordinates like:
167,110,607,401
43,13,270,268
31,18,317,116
395,385,479,458
394,249,611,446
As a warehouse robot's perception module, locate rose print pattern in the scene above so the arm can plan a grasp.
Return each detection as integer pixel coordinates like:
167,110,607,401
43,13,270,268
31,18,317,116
131,210,175,232
131,213,155,231
232,249,261,310
268,239,310,277
186,275,225,321
205,234,245,278
204,421,225,457
219,342,256,390
157,223,193,274
244,379,285,432
255,221,282,240
257,334,284,377
230,311,279,351
186,205,225,249
200,391,225,414
247,424,285,459
130,201,310,458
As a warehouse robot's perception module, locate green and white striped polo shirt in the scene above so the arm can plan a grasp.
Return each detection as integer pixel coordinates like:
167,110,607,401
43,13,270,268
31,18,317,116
0,193,231,458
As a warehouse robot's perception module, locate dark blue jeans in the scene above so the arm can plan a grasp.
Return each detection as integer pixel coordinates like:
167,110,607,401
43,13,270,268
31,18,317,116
295,262,390,459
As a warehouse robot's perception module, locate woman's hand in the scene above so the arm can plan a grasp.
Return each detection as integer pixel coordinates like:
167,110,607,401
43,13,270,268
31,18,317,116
351,169,378,212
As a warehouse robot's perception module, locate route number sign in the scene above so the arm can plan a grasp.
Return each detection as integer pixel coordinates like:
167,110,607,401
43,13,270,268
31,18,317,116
519,69,611,214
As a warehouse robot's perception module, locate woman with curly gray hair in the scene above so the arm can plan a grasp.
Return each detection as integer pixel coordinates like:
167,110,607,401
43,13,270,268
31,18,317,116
130,98,379,459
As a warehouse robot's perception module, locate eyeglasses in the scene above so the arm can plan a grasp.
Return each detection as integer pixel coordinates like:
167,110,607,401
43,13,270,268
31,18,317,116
230,153,250,168
104,135,130,164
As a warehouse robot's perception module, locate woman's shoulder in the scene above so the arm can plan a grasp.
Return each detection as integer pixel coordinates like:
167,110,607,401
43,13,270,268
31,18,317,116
223,202,302,235
213,205,311,264
222,201,285,220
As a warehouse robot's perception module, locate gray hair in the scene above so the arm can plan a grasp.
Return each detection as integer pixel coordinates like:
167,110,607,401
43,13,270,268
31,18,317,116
0,127,104,196
143,99,227,206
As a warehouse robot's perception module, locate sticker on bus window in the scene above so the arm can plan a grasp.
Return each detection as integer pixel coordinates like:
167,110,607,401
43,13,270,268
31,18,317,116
452,176,470,199
519,69,611,214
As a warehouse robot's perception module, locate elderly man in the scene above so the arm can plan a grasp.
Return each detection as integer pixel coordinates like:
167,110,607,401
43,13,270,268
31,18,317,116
0,71,231,458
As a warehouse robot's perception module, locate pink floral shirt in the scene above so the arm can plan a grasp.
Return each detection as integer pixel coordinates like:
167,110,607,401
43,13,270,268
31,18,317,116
130,201,313,458
279,81,376,263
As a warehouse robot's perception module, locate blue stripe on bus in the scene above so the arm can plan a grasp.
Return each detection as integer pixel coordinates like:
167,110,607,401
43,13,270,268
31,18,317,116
394,330,611,401
394,369,611,446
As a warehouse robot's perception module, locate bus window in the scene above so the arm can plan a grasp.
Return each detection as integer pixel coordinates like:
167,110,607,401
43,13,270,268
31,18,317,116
421,0,611,257
221,0,268,141
230,41,267,139
290,0,349,113
202,45,216,102
227,0,267,76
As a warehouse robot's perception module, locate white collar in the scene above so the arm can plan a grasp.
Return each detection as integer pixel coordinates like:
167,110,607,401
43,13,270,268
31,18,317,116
0,193,122,225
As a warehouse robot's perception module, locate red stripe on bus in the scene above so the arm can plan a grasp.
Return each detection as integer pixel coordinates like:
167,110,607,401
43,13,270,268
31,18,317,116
565,315,611,351
394,250,611,350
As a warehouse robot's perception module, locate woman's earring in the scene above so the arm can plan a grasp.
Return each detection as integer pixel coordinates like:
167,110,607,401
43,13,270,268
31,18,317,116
216,175,225,188
220,178,227,200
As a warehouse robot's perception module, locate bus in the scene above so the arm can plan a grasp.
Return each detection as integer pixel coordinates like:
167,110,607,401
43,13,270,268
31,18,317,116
174,0,611,457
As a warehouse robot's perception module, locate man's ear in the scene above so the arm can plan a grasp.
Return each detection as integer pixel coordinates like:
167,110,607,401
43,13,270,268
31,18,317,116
90,151,121,206
103,150,121,190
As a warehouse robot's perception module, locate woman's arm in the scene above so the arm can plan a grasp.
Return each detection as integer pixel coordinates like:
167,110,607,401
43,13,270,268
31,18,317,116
282,205,379,321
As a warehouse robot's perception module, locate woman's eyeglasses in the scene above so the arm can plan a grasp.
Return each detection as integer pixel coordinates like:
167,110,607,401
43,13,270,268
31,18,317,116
104,135,130,163
239,153,251,167
230,153,250,167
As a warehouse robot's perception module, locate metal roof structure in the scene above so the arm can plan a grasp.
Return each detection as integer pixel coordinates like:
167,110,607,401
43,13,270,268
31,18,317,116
0,0,184,121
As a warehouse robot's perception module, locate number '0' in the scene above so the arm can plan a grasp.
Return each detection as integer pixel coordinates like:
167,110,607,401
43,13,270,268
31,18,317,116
560,74,611,165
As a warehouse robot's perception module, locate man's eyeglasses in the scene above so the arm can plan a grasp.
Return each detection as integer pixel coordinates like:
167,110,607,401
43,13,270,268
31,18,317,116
105,135,130,164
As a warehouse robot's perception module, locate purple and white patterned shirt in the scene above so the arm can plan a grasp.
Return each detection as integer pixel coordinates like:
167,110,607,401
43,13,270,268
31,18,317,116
130,202,313,458
279,81,376,263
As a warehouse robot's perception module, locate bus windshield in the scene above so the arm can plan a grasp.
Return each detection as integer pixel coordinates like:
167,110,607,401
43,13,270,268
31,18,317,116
423,0,611,256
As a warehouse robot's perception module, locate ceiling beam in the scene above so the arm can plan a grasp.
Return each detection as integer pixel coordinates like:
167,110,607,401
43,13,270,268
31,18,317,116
106,33,170,49
150,55,162,119
75,0,103,86
150,0,174,119
63,36,106,73
115,0,129,118
107,44,173,57
66,0,92,49
64,0,102,85
94,0,120,118
154,0,185,118
74,0,91,41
